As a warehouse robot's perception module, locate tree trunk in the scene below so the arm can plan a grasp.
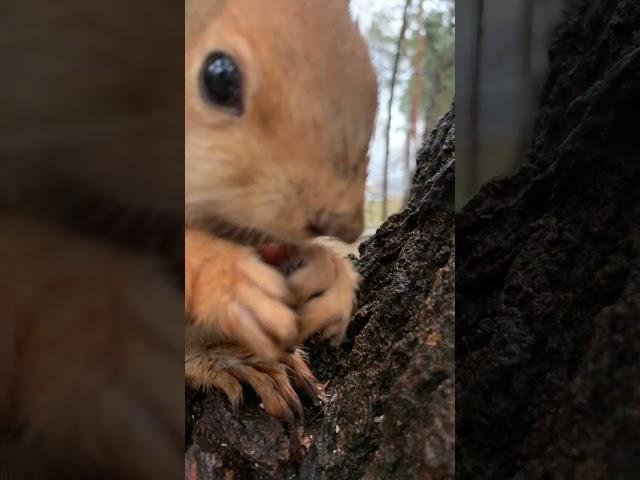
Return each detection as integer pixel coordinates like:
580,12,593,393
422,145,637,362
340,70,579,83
185,107,456,480
403,1,425,201
382,0,412,221
466,0,483,201
456,1,640,478
514,0,535,170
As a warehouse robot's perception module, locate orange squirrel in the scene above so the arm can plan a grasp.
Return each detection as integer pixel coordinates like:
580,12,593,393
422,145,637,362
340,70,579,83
0,0,183,478
185,0,378,420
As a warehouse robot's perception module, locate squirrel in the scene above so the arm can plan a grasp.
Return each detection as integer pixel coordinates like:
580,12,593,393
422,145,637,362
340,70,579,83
0,0,183,478
185,0,378,421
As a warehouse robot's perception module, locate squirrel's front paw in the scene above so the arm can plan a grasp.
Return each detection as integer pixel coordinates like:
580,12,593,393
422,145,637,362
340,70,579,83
186,345,323,422
186,231,297,361
288,242,360,346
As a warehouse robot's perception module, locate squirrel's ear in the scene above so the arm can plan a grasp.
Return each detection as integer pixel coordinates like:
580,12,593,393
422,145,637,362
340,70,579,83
186,0,227,39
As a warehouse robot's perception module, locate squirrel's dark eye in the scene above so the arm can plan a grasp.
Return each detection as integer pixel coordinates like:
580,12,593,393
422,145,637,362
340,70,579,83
201,51,243,114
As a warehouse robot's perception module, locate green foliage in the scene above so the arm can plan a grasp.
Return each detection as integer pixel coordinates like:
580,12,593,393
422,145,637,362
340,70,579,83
419,6,455,128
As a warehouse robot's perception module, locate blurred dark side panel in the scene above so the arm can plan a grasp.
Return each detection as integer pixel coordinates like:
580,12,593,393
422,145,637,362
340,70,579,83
0,1,183,478
456,0,640,478
455,0,564,209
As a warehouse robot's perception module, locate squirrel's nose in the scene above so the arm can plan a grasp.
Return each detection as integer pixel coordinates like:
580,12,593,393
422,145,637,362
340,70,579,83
305,209,364,244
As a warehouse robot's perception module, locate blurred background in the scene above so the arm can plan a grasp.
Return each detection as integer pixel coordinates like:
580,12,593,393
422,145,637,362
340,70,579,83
350,0,454,235
456,0,566,209
346,0,567,248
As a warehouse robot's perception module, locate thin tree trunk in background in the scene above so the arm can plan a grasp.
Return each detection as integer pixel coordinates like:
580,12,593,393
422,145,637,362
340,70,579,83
425,28,442,130
382,0,412,221
403,1,425,203
403,132,412,205
467,0,483,199
514,0,535,169
424,23,452,130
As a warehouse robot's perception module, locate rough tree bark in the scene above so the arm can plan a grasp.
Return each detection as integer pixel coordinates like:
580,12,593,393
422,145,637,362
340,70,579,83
456,1,640,479
185,108,455,479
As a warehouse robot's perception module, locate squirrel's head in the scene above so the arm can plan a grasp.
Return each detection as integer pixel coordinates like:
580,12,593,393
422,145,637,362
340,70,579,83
185,0,378,244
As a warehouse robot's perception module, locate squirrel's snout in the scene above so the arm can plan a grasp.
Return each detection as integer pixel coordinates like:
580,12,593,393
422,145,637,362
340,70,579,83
305,209,364,244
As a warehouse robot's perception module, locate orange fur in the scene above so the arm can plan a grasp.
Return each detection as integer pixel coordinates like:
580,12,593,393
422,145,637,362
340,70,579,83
0,0,183,477
289,240,361,346
185,0,377,242
0,218,183,479
185,229,297,361
185,0,377,419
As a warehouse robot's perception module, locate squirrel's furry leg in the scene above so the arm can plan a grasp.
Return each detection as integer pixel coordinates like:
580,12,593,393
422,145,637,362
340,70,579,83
185,344,322,422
